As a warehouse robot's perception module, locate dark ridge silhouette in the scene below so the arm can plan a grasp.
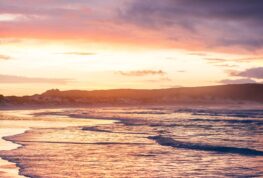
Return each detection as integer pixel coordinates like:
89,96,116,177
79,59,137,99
149,135,263,156
1,84,263,106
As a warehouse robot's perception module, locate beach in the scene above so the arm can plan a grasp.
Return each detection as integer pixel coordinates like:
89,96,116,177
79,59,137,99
0,107,263,177
0,109,116,178
0,127,27,178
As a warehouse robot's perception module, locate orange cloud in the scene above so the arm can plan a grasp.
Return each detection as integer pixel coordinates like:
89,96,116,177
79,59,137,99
117,70,166,77
0,54,11,60
60,52,96,56
0,74,73,84
230,67,263,79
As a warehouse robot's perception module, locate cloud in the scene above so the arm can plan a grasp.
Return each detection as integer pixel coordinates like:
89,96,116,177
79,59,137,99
215,64,238,68
231,67,263,79
0,55,11,60
206,57,263,63
0,1,128,41
0,38,21,45
177,70,186,73
188,52,208,57
0,1,262,53
205,58,228,63
60,52,96,56
144,77,171,83
117,70,166,77
0,74,73,84
121,0,263,51
219,78,257,85
0,13,27,22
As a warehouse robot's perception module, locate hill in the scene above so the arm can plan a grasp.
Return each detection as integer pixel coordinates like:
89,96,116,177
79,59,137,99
1,84,263,107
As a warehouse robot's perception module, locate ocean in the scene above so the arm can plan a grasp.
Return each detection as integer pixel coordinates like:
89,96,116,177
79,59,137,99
1,106,263,177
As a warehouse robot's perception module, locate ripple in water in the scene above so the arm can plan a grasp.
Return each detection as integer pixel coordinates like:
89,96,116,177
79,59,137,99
1,107,263,177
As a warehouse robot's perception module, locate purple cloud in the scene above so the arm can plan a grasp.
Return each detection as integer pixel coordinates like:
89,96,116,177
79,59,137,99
232,67,263,79
1,0,263,52
219,78,257,85
121,0,263,50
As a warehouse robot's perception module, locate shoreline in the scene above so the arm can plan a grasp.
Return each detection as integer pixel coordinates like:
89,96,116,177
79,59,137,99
0,128,29,178
1,107,262,177
0,109,117,178
1,103,263,113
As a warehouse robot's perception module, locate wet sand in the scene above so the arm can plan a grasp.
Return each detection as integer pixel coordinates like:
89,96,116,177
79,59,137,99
0,110,116,178
0,128,27,178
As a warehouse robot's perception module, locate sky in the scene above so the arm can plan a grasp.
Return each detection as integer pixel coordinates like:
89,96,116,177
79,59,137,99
0,0,263,96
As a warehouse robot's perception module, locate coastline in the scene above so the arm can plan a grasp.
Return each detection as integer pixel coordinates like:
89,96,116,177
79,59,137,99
1,107,262,177
0,109,117,178
0,128,29,178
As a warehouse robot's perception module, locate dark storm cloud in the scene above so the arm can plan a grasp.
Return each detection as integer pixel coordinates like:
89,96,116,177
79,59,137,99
121,0,263,50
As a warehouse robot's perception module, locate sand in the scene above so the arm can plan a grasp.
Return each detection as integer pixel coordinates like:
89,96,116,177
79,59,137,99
0,109,116,178
0,128,28,178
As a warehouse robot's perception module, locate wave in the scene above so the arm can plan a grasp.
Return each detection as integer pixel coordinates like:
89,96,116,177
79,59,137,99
82,126,148,135
15,140,151,146
176,109,263,118
193,110,263,118
120,111,168,115
191,118,263,125
149,135,263,156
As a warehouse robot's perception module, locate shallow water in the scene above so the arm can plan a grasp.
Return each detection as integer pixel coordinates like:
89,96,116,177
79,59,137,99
1,107,263,177
0,128,27,178
0,109,115,178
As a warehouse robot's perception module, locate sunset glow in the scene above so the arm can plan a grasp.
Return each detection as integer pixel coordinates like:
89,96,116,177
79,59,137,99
1,2,263,178
0,0,262,95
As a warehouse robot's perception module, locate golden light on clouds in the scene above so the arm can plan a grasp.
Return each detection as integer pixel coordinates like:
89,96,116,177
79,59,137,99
0,0,262,95
0,14,25,21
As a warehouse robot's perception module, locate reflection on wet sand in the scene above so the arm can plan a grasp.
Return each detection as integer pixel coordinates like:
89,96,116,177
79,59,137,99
0,110,116,178
0,128,27,178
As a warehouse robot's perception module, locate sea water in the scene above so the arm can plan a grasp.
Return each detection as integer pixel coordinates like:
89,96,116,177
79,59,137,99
1,107,263,177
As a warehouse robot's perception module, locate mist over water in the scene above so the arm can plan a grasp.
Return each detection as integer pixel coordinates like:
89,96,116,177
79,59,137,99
1,107,263,177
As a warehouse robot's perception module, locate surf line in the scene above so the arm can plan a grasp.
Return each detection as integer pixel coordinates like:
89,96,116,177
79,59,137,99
0,128,30,178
